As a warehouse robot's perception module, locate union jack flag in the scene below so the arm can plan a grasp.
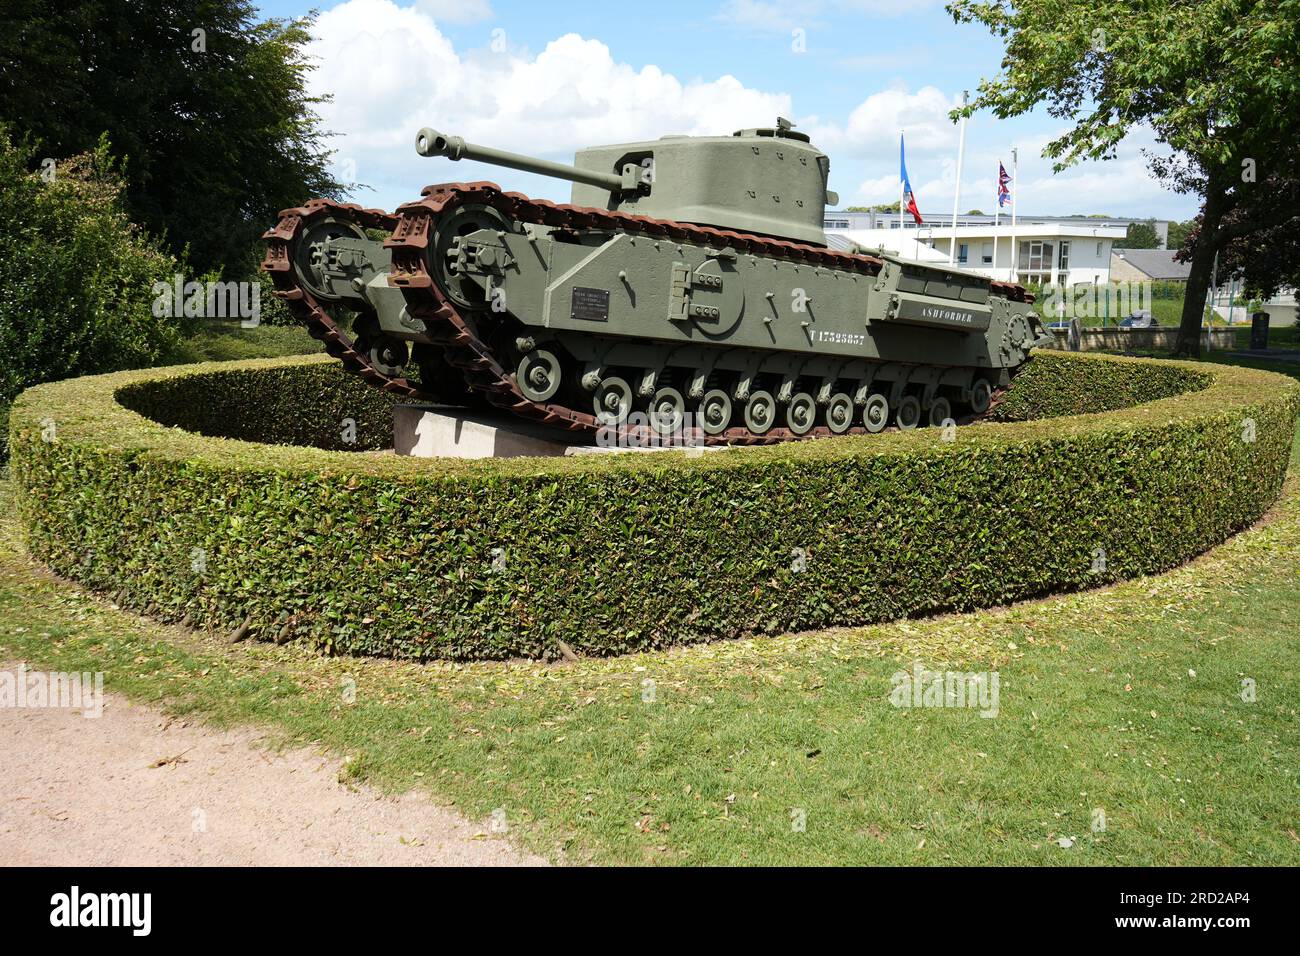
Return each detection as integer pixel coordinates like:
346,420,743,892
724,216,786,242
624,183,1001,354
998,161,1012,208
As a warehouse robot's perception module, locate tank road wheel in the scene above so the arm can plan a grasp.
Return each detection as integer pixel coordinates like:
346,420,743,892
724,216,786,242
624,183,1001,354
784,392,816,435
517,348,561,402
862,393,889,433
593,376,633,426
743,390,776,435
896,395,922,431
368,336,410,377
649,386,686,436
969,379,993,415
825,392,854,435
928,397,952,428
699,389,733,436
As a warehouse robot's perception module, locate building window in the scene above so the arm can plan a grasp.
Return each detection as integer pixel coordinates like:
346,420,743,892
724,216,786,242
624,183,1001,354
981,242,993,264
957,243,969,264
1096,241,1102,256
1059,240,1071,271
824,219,850,229
1018,240,1054,272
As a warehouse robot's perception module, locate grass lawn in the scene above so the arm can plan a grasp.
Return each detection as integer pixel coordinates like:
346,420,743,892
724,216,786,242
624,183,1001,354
2,407,1297,864
163,320,321,364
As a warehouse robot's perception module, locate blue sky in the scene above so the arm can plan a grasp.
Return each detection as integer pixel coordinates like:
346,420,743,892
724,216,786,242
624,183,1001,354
253,0,1197,221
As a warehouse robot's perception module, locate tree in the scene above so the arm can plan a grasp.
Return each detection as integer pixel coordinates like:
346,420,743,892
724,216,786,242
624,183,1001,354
847,202,902,213
1113,220,1160,250
0,0,344,276
948,0,1300,356
0,129,182,458
1166,219,1195,250
1199,148,1300,302
965,208,985,215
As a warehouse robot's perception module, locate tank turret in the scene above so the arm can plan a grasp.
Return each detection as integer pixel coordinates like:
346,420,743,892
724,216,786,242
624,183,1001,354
415,118,838,246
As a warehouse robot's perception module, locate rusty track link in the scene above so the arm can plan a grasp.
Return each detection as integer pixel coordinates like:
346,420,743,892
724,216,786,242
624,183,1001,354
264,183,1025,445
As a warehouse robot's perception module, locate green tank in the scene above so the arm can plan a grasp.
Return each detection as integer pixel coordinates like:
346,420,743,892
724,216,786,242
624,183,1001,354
263,118,1047,442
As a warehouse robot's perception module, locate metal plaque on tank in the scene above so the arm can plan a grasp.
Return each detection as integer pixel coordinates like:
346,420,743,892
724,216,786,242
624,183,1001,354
571,287,610,321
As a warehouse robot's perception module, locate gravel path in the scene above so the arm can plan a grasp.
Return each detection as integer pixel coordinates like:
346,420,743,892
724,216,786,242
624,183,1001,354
0,676,546,866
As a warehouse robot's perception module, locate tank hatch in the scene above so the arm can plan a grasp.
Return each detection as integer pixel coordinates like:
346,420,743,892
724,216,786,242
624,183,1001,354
732,116,812,143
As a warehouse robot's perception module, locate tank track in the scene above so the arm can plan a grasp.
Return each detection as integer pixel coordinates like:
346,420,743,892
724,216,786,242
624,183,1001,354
264,182,1028,445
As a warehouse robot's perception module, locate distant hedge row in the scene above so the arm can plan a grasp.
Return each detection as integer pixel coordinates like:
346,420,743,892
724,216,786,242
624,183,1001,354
9,352,1298,661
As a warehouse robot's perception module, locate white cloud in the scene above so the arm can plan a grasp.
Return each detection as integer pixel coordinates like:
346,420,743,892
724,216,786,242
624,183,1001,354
415,0,495,24
305,0,1192,219
811,85,960,161
851,127,1181,220
309,0,791,202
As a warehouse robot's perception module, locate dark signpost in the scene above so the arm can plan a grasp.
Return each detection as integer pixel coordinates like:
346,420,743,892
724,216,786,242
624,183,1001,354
1250,311,1270,351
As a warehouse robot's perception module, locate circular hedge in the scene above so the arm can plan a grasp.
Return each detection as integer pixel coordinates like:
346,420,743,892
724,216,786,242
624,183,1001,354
8,351,1298,661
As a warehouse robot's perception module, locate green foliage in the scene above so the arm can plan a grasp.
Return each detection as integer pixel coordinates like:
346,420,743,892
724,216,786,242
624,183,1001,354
845,203,900,213
1112,221,1160,250
9,353,1298,662
1215,147,1300,301
116,360,396,450
0,0,344,275
989,353,1208,420
948,0,1300,354
0,129,183,459
1166,219,1194,251
160,320,320,365
948,0,1298,169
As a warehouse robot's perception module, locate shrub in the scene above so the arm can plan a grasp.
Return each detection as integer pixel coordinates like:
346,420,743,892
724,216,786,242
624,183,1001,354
0,129,183,458
9,351,1298,661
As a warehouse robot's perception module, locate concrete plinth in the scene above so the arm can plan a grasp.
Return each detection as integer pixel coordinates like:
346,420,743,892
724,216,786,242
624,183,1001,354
394,404,575,459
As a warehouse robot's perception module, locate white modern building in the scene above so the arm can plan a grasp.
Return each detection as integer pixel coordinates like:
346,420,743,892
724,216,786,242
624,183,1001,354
824,210,1137,286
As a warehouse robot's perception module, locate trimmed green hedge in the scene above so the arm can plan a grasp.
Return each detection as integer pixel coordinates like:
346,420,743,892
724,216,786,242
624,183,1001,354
116,361,398,452
990,353,1212,420
9,351,1298,661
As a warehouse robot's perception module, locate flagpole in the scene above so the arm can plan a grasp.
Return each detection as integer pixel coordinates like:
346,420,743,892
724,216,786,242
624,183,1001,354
1010,146,1018,281
899,129,905,237
948,90,968,266
992,160,1000,275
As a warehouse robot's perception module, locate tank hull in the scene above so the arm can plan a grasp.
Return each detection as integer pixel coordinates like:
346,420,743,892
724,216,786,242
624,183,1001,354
263,183,1045,443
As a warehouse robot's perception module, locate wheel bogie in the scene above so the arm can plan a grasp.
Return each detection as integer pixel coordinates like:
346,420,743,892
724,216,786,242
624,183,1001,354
895,395,922,430
576,356,1000,440
928,396,952,429
862,393,889,432
744,390,777,434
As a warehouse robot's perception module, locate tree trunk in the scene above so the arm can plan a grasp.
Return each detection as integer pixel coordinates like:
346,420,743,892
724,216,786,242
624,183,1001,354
1173,182,1227,358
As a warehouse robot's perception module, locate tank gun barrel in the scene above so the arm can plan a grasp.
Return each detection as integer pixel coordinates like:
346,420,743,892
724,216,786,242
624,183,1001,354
415,127,625,193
